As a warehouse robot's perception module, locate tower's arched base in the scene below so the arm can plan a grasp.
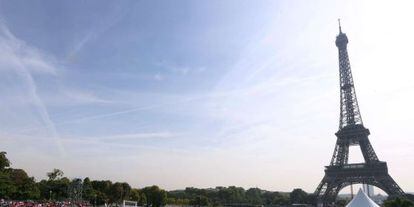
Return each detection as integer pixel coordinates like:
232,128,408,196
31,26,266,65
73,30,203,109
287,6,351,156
314,162,405,206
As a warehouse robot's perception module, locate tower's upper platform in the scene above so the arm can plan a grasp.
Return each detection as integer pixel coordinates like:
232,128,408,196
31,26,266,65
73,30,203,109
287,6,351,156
336,32,348,49
335,19,348,49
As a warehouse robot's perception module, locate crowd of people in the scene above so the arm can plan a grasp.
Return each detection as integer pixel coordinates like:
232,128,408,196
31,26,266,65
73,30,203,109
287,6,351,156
0,200,90,207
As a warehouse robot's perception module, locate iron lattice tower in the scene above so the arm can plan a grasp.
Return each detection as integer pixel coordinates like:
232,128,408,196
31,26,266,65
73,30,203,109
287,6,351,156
314,20,405,206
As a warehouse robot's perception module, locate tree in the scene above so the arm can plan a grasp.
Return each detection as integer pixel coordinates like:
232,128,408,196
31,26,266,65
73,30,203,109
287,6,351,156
305,193,317,205
37,179,50,200
91,180,112,204
52,177,70,200
0,152,10,171
246,188,262,205
130,188,141,202
121,182,131,201
0,170,15,199
0,153,39,200
335,199,348,207
47,169,64,181
39,169,70,200
383,197,414,207
154,189,167,207
190,195,210,206
271,192,289,205
290,188,308,204
142,185,167,207
109,182,124,204
9,169,39,200
217,186,245,204
407,194,414,203
139,193,147,206
95,190,109,205
82,177,95,203
91,180,112,196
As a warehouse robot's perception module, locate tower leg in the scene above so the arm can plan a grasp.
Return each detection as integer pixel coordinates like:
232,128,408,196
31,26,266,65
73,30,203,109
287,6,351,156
350,183,354,199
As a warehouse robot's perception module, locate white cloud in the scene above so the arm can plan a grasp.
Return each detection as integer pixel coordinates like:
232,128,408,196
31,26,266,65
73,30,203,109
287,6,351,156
0,22,57,75
0,21,65,156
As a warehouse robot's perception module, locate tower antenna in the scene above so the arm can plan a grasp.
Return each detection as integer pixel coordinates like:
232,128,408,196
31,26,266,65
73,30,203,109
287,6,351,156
338,18,342,33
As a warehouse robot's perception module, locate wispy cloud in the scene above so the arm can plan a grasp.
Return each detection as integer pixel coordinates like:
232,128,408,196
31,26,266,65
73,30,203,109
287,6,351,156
13,94,195,134
67,32,94,63
155,61,206,76
0,23,57,75
46,89,113,106
98,132,178,142
56,132,181,155
65,3,134,63
0,20,65,155
66,132,177,143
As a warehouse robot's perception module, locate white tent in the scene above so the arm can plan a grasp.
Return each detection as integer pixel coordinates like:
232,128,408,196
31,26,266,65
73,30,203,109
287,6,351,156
346,189,379,207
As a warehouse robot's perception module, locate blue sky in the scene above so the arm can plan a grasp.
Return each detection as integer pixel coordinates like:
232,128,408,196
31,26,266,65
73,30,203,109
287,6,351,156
1,0,414,193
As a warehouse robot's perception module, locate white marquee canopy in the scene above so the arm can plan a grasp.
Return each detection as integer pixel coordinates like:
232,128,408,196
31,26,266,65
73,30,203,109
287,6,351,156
346,189,379,207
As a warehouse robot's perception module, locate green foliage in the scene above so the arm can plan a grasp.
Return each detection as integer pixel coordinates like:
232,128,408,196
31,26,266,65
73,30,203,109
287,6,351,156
166,197,189,206
90,180,112,204
122,182,131,201
168,186,292,206
335,199,348,207
139,192,147,206
0,152,10,170
0,170,16,199
129,188,140,202
246,188,262,205
271,192,290,205
129,188,149,206
217,186,246,204
0,150,322,207
47,169,64,181
384,197,414,207
290,188,308,204
261,191,290,205
108,182,131,204
94,190,109,205
305,193,317,205
407,194,414,203
9,169,40,200
190,195,210,206
141,185,167,207
49,176,70,200
0,152,39,200
82,177,95,202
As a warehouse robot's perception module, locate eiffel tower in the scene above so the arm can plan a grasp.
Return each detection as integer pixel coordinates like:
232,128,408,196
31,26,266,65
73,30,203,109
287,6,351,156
314,20,405,206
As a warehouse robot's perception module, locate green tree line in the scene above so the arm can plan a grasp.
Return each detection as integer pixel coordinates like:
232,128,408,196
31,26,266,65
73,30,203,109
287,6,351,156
1,151,412,207
167,187,313,206
0,152,314,206
0,152,165,206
